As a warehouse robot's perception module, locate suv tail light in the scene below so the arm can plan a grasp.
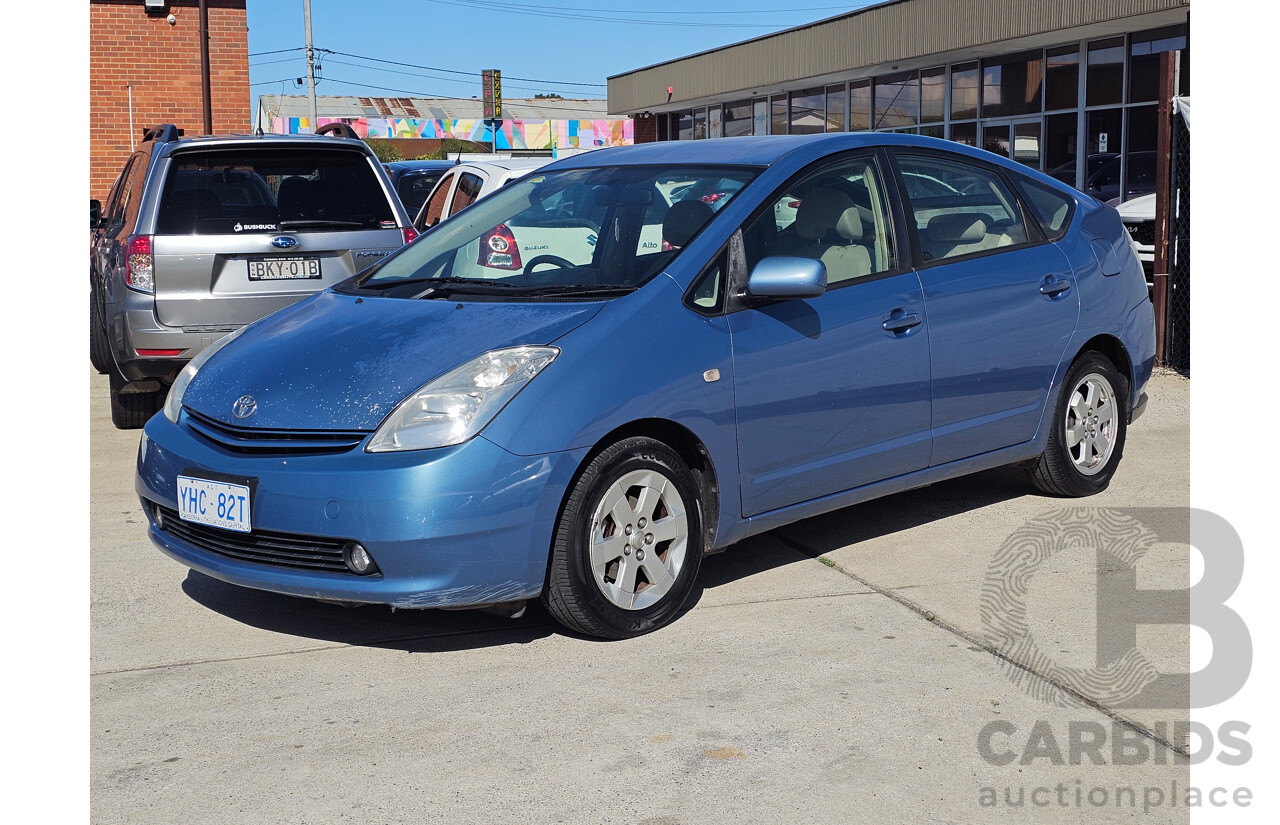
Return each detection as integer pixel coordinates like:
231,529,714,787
125,234,154,293
401,227,418,245
477,224,522,270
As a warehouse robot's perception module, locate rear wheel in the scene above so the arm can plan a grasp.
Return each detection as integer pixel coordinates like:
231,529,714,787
542,437,703,639
89,292,110,375
1028,351,1128,497
108,369,164,430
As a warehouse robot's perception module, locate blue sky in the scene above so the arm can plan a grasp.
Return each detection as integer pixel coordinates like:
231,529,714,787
247,0,880,105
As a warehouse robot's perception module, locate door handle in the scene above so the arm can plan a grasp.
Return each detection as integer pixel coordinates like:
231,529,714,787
882,312,922,333
1040,277,1072,297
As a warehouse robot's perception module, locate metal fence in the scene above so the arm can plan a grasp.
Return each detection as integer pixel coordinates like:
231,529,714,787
1164,105,1191,372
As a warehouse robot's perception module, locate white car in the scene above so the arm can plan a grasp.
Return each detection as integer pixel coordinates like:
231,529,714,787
413,158,551,232
1115,193,1155,285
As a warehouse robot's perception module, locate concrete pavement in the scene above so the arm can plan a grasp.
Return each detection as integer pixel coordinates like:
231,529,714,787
92,369,1193,824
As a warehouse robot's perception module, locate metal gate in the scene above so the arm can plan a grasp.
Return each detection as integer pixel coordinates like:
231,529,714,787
1164,99,1191,372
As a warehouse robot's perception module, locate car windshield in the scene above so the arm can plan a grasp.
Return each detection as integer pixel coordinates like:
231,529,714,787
155,147,396,235
346,164,759,298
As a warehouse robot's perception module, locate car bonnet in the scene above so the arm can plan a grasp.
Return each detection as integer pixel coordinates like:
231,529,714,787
179,289,605,431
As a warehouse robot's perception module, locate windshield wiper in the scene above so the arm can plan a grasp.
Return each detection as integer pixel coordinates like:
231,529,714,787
507,283,637,298
278,219,364,230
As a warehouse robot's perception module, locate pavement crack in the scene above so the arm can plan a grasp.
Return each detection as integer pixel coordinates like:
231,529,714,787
771,531,1190,760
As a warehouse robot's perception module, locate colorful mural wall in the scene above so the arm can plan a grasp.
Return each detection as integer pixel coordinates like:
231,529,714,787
270,117,633,151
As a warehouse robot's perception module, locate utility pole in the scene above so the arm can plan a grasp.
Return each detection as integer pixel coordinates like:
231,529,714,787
304,0,318,129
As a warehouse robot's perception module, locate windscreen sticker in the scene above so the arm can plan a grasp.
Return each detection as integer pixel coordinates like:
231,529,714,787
380,220,396,228
233,222,278,232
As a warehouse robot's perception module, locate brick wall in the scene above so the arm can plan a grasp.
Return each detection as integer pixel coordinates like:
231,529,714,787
90,0,249,201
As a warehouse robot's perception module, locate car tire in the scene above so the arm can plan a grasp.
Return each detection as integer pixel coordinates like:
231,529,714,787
1028,351,1128,497
108,369,163,430
542,437,704,639
89,291,110,375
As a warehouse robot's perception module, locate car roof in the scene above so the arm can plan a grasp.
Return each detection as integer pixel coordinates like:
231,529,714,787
385,159,455,171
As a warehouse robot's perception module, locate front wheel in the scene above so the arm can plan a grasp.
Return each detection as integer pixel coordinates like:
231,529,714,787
1028,351,1128,497
542,437,703,639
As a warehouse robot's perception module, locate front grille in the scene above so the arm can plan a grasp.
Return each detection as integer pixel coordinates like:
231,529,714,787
184,409,369,455
155,505,355,573
1125,220,1155,247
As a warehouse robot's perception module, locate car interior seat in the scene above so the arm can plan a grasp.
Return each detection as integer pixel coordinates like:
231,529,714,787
662,199,714,249
790,189,873,283
276,176,315,220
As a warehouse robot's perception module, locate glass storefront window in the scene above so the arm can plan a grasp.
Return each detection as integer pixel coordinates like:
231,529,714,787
1045,45,1079,111
1044,112,1078,188
1013,121,1042,170
849,80,871,131
950,121,977,147
789,87,825,135
723,99,753,137
982,123,1010,158
1129,25,1188,103
1085,108,1123,200
693,108,707,140
1124,105,1158,201
982,51,1043,118
1087,37,1125,106
677,111,693,141
875,70,919,129
825,84,846,132
950,62,979,120
771,95,788,136
920,124,944,139
920,67,945,123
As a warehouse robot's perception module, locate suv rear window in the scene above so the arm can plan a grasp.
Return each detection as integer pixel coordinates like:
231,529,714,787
156,148,396,234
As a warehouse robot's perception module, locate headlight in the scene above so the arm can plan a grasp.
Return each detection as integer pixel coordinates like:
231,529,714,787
162,325,250,423
367,346,559,453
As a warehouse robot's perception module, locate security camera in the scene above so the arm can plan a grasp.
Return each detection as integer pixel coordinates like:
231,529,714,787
167,14,177,25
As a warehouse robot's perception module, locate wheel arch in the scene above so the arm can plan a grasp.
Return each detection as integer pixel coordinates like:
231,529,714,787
1072,333,1134,411
553,418,723,561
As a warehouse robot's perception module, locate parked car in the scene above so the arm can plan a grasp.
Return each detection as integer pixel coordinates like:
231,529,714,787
383,159,454,218
413,157,551,232
91,124,416,428
1115,192,1156,285
137,133,1155,639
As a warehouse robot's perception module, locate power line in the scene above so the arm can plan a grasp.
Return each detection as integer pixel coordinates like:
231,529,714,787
248,47,306,58
288,77,611,113
322,49,606,88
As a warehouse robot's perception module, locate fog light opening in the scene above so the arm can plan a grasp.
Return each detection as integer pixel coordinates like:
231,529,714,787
153,504,165,531
344,542,378,575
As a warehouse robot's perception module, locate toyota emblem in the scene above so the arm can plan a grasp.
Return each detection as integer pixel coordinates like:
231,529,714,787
232,395,258,419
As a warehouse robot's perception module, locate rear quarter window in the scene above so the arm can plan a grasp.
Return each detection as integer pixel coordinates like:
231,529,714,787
1014,177,1075,239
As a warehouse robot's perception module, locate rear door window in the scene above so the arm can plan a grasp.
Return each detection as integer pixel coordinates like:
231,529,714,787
155,148,396,234
895,153,1029,263
418,171,456,230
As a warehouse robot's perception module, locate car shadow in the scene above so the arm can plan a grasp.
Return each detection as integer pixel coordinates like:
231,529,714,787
181,465,1033,649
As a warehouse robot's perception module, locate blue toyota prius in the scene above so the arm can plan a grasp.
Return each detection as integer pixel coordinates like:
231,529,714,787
136,133,1155,639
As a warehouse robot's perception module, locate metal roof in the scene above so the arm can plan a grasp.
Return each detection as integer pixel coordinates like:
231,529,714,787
256,95,612,122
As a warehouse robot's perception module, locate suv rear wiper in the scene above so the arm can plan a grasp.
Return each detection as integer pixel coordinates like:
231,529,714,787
277,219,364,230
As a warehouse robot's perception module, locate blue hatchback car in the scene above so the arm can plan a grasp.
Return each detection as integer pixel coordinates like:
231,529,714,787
137,133,1155,639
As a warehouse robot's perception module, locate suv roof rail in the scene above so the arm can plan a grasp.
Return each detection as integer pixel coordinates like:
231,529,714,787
141,124,184,144
314,122,360,140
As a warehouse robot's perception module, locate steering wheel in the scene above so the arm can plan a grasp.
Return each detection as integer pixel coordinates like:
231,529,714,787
522,255,577,278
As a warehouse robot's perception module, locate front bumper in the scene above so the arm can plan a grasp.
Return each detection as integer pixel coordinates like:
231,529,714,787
136,412,588,608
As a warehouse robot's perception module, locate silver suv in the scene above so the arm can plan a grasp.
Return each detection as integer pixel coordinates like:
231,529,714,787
90,124,416,428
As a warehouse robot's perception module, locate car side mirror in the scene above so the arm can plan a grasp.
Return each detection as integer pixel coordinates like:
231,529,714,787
90,199,102,229
746,256,827,300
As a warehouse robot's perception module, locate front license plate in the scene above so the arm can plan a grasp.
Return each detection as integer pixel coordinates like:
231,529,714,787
177,475,252,532
247,256,321,280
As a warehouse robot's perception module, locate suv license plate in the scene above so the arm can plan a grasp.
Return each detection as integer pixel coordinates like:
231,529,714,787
247,257,321,280
177,475,252,532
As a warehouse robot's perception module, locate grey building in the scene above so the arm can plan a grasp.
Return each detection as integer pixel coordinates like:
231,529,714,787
608,0,1189,204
